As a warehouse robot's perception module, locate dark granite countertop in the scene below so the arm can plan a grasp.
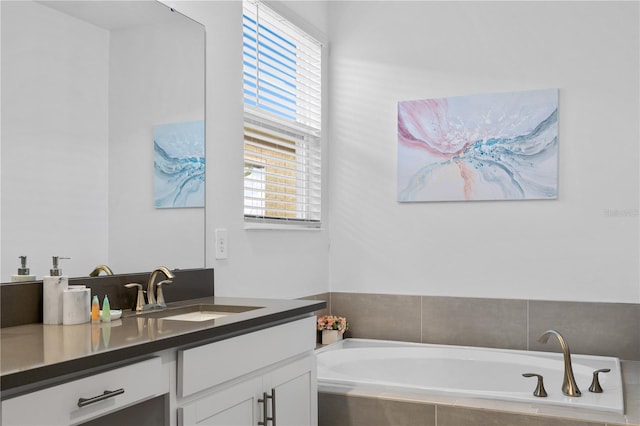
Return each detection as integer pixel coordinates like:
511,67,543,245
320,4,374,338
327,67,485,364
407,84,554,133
1,296,325,398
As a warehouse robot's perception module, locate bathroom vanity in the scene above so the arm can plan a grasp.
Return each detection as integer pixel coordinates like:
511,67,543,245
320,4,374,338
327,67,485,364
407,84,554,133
1,296,324,425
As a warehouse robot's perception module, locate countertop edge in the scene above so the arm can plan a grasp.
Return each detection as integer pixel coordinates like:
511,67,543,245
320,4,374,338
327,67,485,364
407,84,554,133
1,298,325,399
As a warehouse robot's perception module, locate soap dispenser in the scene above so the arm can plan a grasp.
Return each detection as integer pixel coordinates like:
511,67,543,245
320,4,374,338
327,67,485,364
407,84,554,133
43,256,70,325
11,256,36,282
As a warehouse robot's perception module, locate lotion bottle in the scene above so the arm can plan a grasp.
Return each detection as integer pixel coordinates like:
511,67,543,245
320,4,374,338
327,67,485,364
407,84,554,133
101,295,111,322
91,295,100,323
43,256,70,325
11,256,36,282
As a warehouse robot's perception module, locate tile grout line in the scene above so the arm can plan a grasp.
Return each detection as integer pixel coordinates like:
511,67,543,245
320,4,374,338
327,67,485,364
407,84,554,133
526,300,530,351
420,296,423,343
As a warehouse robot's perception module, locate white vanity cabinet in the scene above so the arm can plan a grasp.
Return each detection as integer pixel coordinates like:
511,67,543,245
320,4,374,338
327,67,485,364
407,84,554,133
2,357,168,426
0,313,320,426
177,317,318,426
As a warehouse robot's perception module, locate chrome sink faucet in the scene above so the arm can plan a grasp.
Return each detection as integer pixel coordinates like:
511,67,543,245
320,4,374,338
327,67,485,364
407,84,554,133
538,329,581,397
147,266,175,307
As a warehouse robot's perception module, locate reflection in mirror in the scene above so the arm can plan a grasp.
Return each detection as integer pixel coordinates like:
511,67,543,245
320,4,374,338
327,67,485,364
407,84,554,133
1,0,206,282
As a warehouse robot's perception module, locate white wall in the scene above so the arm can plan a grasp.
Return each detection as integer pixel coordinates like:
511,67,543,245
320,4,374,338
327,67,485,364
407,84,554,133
4,0,635,304
327,1,639,303
164,1,330,299
0,1,109,280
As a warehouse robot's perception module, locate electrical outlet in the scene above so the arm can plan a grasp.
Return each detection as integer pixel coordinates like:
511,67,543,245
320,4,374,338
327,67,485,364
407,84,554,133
215,228,228,259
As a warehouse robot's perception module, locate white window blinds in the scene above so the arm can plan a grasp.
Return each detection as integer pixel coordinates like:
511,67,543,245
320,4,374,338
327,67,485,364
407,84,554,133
243,0,322,227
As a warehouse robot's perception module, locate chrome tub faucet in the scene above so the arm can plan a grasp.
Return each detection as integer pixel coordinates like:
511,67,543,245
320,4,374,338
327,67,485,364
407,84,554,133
538,329,581,397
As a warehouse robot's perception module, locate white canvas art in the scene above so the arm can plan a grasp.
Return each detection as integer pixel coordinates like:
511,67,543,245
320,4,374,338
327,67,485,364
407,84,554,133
398,89,558,202
154,120,205,208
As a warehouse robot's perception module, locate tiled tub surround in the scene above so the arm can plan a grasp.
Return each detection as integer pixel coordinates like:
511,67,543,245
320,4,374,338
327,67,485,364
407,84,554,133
326,293,640,361
318,390,639,426
309,292,640,426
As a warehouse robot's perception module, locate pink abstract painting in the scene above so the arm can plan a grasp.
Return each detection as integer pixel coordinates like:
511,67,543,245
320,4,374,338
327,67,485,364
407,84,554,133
398,89,558,202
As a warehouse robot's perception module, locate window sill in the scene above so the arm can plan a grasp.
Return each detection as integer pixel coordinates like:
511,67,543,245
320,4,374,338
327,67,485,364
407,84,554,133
244,221,323,231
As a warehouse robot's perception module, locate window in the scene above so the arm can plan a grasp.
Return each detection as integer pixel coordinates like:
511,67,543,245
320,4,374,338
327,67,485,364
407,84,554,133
243,0,322,228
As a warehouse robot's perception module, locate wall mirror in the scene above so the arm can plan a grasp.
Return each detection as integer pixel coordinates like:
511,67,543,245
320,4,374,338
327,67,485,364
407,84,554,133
1,0,206,282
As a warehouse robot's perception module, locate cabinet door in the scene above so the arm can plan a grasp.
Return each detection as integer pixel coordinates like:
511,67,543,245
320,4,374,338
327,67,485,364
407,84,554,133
264,356,317,426
179,377,261,426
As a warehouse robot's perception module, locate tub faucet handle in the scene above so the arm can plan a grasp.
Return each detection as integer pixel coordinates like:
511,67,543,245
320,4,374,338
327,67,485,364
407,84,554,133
588,368,611,393
523,373,548,397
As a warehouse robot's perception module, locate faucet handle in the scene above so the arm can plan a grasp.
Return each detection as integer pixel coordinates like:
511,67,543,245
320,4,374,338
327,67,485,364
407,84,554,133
124,283,145,312
523,373,548,397
155,280,172,308
588,368,611,393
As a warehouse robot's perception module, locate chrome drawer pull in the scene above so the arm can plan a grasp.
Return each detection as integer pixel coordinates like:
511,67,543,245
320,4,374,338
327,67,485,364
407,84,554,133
77,388,125,407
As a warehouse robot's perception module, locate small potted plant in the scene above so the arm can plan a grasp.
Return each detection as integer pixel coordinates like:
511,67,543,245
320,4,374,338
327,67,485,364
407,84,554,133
317,315,348,345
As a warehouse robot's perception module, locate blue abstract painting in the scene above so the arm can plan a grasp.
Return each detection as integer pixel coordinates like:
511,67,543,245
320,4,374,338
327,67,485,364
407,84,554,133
398,89,558,202
154,120,205,208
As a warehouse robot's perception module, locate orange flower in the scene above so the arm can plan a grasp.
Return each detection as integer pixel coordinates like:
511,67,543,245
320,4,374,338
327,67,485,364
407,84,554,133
317,315,348,334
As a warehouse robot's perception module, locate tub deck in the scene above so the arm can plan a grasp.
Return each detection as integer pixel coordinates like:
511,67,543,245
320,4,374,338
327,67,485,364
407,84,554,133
317,339,634,425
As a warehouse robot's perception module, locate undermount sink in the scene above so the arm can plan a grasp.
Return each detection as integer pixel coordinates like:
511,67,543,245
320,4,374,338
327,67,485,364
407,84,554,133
162,311,231,322
129,303,262,322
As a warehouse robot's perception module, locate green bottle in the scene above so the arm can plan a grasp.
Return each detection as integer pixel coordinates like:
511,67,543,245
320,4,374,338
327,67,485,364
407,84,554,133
101,295,111,322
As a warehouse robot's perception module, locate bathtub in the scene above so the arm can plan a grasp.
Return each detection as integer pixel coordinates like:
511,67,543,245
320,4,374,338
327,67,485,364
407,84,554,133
316,339,624,415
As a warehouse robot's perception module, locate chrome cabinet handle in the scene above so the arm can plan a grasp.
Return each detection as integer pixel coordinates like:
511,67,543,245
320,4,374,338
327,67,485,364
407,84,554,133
589,368,611,393
270,388,276,426
77,388,124,407
258,390,276,425
258,392,270,426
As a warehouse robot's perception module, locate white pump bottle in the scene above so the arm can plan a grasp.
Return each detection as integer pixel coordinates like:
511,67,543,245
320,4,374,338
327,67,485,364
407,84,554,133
43,256,70,325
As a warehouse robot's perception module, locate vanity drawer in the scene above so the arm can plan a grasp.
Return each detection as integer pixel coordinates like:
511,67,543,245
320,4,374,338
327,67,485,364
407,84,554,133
2,357,167,426
178,316,316,397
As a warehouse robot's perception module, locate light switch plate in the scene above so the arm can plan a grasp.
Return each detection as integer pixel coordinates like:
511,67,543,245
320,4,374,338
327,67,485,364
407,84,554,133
215,228,228,259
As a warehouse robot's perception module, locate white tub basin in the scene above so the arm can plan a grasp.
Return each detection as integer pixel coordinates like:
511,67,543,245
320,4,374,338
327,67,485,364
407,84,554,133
317,339,624,414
